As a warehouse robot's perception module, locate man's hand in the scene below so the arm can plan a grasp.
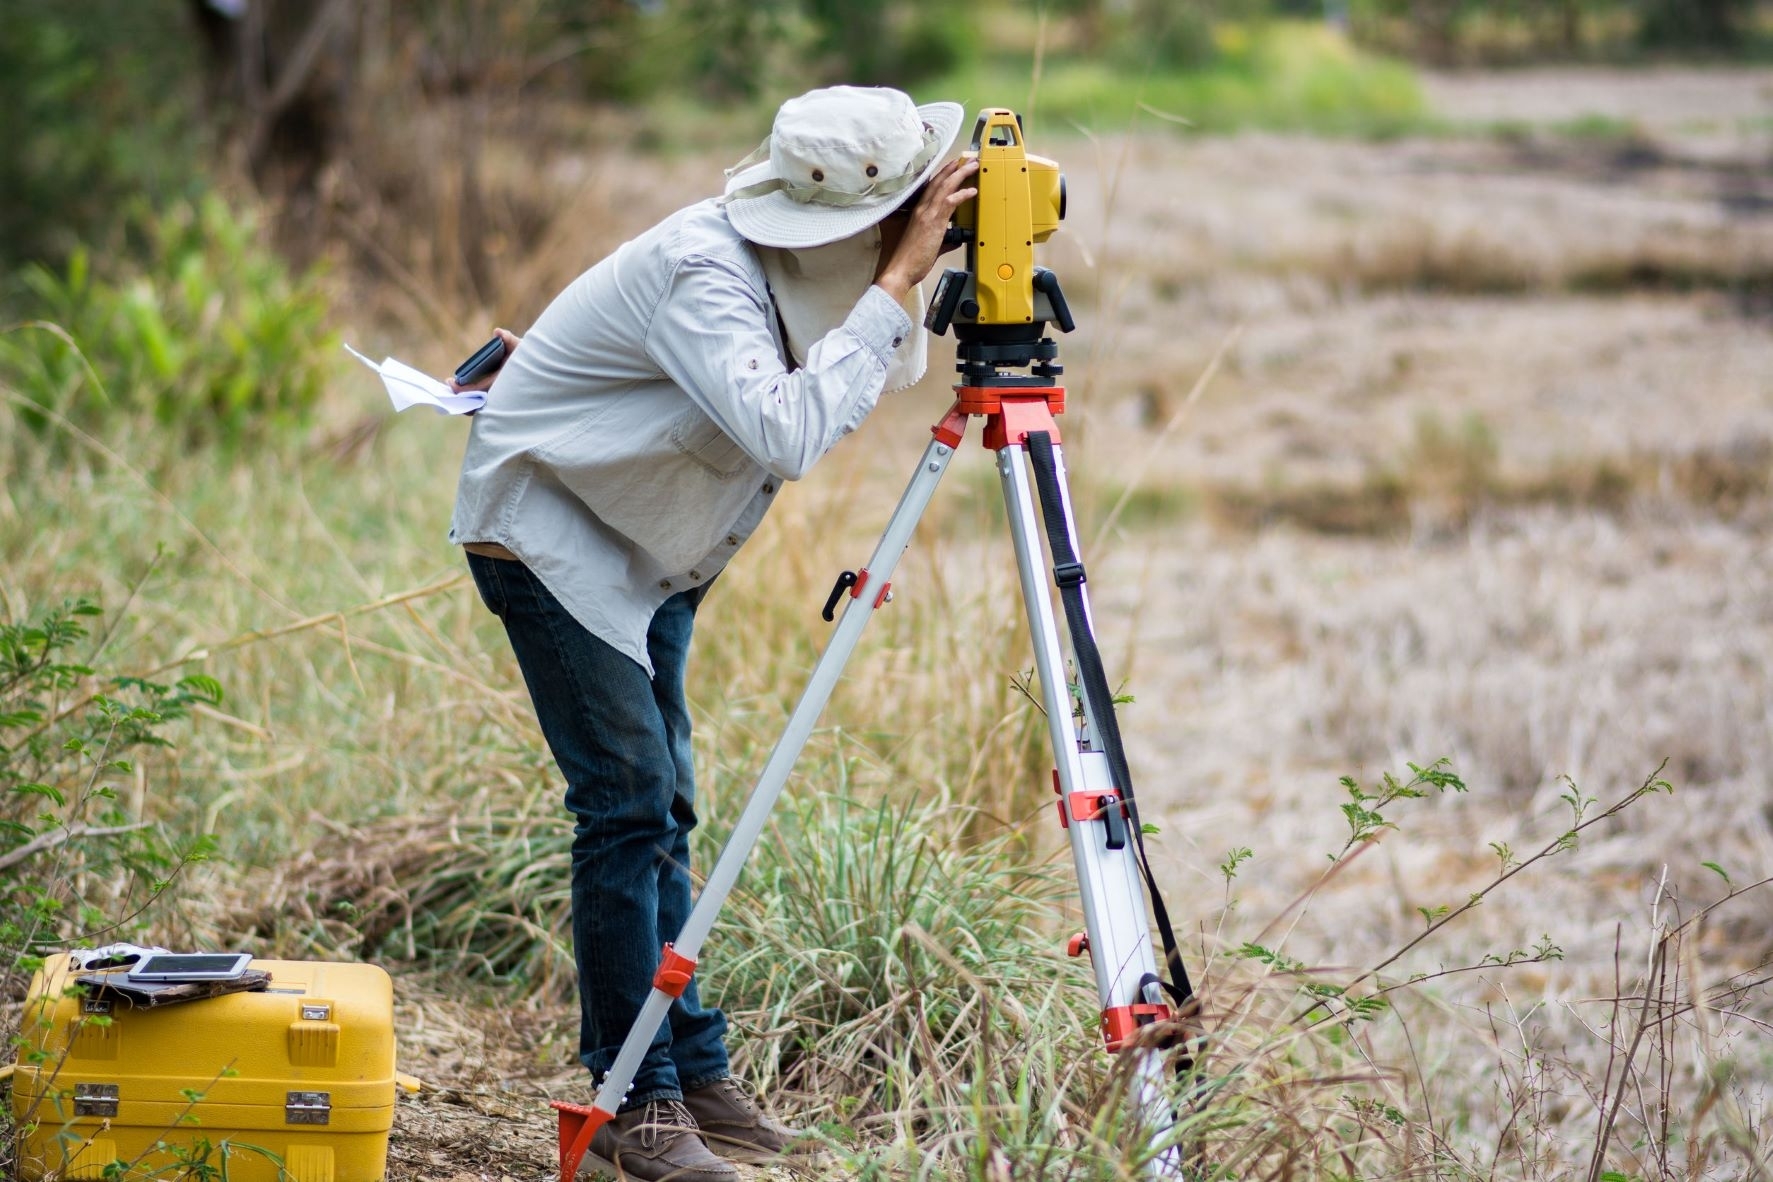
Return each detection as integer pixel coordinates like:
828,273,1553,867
448,327,522,393
874,157,980,305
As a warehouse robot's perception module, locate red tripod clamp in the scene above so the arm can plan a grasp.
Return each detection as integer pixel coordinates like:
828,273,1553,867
932,382,1066,454
653,943,697,998
1101,1002,1175,1052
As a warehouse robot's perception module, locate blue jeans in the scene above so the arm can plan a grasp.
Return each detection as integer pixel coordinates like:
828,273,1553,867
467,553,730,1107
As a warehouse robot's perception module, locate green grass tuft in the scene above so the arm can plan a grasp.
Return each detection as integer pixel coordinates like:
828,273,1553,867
927,20,1427,139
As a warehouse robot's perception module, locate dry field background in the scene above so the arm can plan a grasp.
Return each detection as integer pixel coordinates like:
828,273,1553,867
1051,68,1773,952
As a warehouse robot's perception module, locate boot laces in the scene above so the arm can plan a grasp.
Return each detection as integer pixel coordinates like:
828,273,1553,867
639,1099,699,1151
716,1077,759,1115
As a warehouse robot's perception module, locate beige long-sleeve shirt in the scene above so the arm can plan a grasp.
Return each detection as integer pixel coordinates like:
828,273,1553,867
450,198,913,675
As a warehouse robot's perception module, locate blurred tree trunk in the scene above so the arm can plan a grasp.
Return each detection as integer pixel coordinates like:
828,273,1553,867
803,0,889,83
185,0,514,301
1638,0,1752,48
798,0,969,88
1561,0,1582,53
1067,0,1107,54
1410,0,1464,64
1524,0,1583,56
187,0,356,198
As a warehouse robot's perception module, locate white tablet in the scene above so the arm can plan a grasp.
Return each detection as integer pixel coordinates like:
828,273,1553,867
124,952,254,982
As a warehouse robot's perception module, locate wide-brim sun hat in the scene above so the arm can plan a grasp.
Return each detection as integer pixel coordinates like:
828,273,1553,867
722,86,965,250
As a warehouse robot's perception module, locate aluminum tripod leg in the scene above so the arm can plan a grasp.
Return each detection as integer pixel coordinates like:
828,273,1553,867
997,439,1186,1178
552,433,961,1177
551,421,1187,1180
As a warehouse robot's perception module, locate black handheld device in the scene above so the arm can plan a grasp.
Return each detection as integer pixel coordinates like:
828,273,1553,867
453,335,509,386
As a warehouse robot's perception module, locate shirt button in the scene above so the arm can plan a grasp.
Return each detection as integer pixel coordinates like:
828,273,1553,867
725,534,738,546
762,482,775,494
659,580,672,591
690,570,702,580
892,336,903,347
747,358,759,370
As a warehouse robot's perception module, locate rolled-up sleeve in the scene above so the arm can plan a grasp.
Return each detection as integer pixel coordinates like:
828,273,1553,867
644,255,912,481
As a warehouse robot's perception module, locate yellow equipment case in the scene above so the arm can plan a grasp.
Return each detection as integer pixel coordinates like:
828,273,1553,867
10,958,396,1182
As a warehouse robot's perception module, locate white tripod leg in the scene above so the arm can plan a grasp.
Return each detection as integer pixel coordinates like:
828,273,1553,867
579,434,961,1126
996,441,1186,1178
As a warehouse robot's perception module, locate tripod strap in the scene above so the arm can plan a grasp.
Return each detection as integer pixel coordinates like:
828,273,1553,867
1024,431,1195,1013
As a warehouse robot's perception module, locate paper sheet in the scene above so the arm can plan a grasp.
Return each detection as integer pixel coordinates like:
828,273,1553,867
345,343,486,415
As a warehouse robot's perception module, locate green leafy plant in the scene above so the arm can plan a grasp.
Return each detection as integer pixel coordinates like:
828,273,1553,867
0,597,221,995
0,2,207,269
2,597,223,1180
1331,757,1467,859
1,195,336,452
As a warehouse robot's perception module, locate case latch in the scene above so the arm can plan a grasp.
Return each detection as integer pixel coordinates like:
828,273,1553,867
288,1015,341,1067
74,1083,120,1117
285,1090,332,1125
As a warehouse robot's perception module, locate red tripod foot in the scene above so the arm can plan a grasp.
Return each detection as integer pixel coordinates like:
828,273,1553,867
551,1100,615,1181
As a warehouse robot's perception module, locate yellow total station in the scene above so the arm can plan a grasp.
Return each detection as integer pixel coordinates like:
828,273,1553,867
953,109,1064,325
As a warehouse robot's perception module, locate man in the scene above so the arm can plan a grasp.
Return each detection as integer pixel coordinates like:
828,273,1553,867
449,86,976,1181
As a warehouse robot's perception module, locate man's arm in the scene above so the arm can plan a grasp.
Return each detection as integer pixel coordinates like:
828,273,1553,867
645,256,910,481
645,157,977,480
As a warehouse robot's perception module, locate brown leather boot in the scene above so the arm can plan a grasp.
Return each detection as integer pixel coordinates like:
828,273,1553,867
681,1078,807,1165
580,1099,738,1181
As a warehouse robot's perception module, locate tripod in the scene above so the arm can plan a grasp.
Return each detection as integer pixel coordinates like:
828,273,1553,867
553,318,1195,1180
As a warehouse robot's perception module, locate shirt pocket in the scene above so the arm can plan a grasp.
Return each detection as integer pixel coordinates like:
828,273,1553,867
669,406,750,481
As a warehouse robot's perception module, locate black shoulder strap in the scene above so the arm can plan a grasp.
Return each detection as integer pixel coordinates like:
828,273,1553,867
1024,431,1195,1013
